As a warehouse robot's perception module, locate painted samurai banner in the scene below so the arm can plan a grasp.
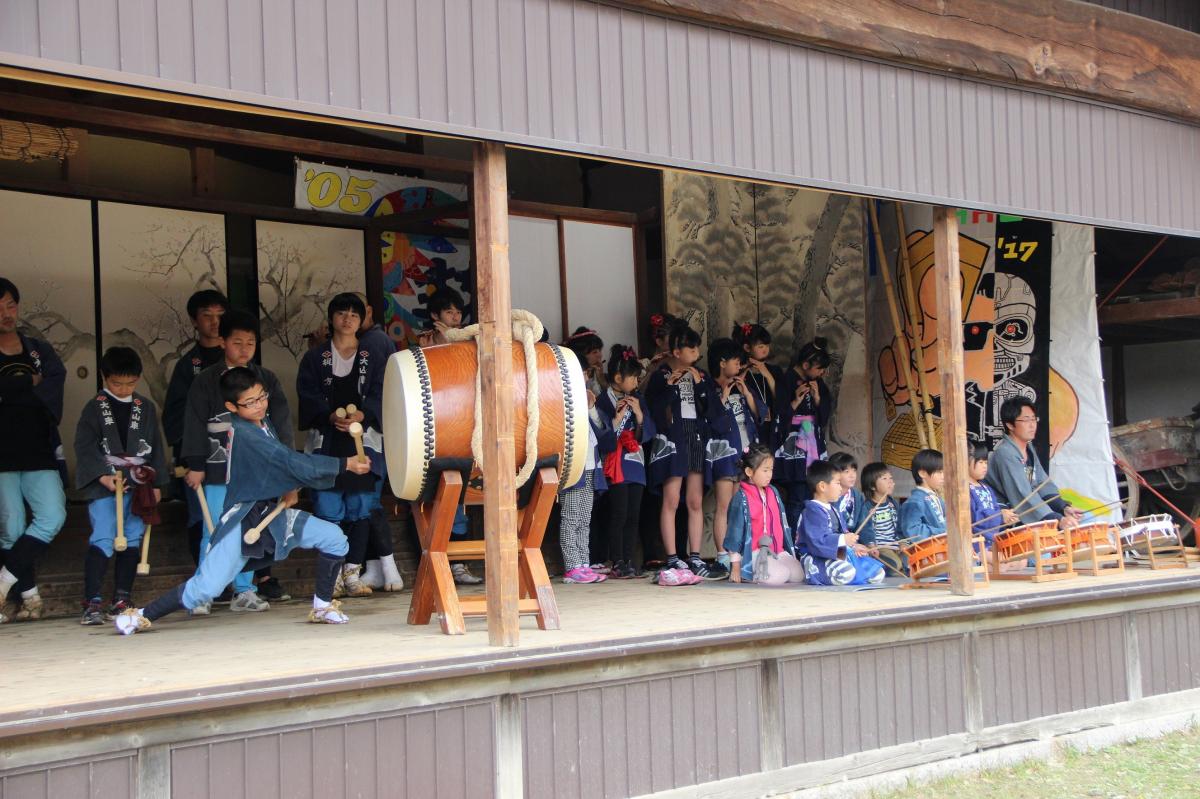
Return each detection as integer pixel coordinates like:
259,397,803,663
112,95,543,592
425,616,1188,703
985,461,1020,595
294,159,471,346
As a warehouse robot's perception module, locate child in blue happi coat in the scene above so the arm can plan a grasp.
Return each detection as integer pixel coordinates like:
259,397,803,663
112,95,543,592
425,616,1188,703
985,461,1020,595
969,443,1018,548
899,448,947,541
829,452,865,531
774,338,833,529
706,338,764,572
724,445,802,584
797,460,885,586
733,322,783,448
595,344,655,579
114,367,373,635
856,462,904,575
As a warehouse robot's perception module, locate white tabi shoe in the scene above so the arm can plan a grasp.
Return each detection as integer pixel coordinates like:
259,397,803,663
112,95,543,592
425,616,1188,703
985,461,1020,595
114,608,151,636
308,599,350,624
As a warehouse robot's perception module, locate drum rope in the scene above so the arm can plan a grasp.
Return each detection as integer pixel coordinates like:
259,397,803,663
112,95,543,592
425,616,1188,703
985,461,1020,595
444,309,545,487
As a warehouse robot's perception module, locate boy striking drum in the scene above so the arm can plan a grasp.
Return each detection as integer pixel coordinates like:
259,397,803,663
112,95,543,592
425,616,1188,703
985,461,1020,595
114,368,371,634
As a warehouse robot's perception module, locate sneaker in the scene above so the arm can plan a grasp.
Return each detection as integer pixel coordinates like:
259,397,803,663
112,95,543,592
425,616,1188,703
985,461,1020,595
452,563,483,585
563,566,603,583
105,597,131,621
308,599,350,624
229,590,270,612
341,565,374,597
213,587,234,605
256,577,292,602
114,608,151,636
688,555,721,581
189,602,211,616
81,601,105,626
610,561,637,579
656,567,694,586
14,594,44,621
589,562,612,575
703,558,730,581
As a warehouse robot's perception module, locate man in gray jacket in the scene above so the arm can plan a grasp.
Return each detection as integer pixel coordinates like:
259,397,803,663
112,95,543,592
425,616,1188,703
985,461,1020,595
986,397,1082,526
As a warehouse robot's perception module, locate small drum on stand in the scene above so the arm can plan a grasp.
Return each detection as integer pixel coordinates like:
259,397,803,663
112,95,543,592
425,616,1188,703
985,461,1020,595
900,532,989,589
1116,514,1187,569
1064,522,1124,575
991,520,1073,582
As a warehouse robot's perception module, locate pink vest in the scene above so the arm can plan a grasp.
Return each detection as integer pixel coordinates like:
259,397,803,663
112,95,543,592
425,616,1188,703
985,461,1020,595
741,482,785,554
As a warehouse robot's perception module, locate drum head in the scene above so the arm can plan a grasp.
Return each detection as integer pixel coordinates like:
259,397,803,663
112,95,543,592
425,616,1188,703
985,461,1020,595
557,346,591,491
383,348,430,501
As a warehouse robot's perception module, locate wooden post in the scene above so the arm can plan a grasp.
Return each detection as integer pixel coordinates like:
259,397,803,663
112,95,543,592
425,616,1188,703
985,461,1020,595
190,146,215,197
933,207,974,596
473,140,520,646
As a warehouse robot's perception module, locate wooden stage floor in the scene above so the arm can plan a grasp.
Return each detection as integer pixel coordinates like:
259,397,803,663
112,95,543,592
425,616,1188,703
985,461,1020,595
3,565,1198,731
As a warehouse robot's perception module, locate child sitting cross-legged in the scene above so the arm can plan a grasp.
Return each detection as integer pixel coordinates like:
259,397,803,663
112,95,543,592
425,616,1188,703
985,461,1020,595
723,444,802,584
797,460,886,586
968,442,1018,548
113,367,372,635
855,462,903,575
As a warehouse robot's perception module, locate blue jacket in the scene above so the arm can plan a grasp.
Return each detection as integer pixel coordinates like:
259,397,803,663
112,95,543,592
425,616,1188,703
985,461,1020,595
797,499,846,561
855,496,900,546
725,483,795,581
594,388,655,486
644,365,712,485
899,487,946,541
835,487,866,531
969,481,1006,545
705,380,766,483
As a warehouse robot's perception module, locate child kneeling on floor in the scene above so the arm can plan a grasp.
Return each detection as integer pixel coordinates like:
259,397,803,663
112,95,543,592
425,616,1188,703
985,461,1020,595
797,460,885,586
723,444,802,584
114,367,372,634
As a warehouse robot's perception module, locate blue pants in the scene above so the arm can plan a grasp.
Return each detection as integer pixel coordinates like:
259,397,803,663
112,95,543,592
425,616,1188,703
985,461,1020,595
452,506,469,537
313,488,374,523
0,470,66,548
200,484,253,595
802,550,886,586
182,515,348,610
87,495,145,556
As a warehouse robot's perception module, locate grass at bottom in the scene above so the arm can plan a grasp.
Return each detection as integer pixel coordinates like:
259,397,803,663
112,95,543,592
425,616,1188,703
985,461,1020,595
871,725,1200,799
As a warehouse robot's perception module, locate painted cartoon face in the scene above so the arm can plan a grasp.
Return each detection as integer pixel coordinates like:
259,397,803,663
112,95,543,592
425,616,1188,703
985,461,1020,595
994,274,1035,382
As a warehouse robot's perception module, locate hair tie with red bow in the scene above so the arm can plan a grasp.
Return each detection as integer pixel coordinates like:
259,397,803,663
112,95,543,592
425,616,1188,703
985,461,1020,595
741,323,753,337
621,347,636,361
650,313,665,328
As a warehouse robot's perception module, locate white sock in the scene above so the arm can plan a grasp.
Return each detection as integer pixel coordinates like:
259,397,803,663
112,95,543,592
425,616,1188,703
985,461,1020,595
0,567,16,599
380,554,403,586
361,559,383,588
21,587,39,600
313,596,330,609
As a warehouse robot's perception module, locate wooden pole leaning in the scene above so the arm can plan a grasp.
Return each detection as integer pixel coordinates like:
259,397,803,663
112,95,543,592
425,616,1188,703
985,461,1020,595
137,526,152,575
933,207,975,596
894,202,938,447
866,200,927,448
473,140,520,647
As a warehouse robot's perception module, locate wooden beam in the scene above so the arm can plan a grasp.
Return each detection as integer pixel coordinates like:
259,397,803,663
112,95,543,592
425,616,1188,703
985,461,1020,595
509,199,638,226
933,206,973,597
0,90,474,174
473,140,520,647
615,0,1200,124
370,201,471,226
190,146,215,197
1098,295,1200,326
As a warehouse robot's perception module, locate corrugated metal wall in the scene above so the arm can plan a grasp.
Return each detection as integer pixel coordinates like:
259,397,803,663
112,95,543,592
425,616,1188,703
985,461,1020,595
1081,0,1199,33
1,0,1199,237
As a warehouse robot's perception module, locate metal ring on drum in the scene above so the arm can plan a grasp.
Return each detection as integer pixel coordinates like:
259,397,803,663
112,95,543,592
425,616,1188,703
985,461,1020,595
382,341,590,502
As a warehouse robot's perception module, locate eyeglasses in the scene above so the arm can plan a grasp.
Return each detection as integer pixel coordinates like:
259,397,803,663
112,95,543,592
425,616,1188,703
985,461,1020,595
236,392,270,408
1015,415,1039,423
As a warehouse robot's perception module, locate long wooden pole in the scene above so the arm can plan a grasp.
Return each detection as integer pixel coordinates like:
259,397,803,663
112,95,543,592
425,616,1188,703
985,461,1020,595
894,203,938,447
473,141,520,647
933,207,974,596
866,200,927,448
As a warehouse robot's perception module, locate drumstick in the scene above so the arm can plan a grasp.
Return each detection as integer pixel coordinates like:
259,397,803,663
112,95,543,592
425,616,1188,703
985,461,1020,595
244,500,288,544
853,499,886,539
137,525,152,575
348,421,367,463
335,406,347,419
194,482,216,536
971,477,1054,528
345,403,357,417
113,474,127,552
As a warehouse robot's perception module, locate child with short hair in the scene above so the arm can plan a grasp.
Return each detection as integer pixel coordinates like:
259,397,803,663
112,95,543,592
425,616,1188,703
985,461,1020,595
774,338,834,528
899,448,947,541
723,445,801,584
732,322,782,447
829,452,863,531
797,460,885,586
75,347,169,625
566,327,606,396
113,367,372,635
857,462,902,574
297,293,387,597
645,321,712,583
418,287,466,347
969,443,1018,547
595,345,655,579
706,337,763,576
